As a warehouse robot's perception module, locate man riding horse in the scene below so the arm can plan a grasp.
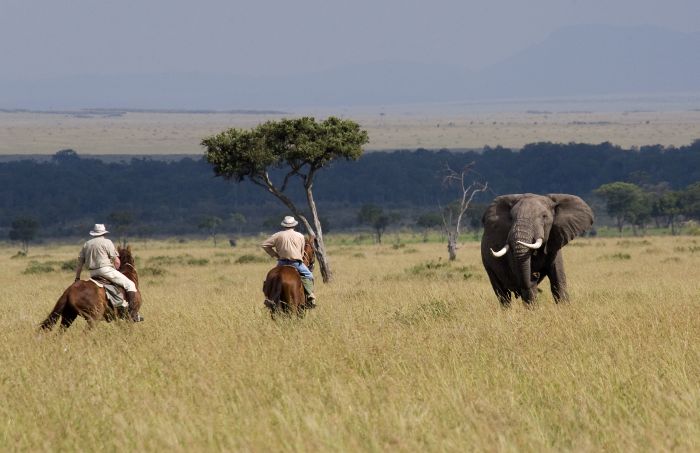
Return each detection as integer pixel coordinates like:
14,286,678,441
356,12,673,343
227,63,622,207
74,224,143,322
261,216,316,308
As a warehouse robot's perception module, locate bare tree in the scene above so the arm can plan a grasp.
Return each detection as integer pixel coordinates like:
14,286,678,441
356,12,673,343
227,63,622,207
441,163,488,261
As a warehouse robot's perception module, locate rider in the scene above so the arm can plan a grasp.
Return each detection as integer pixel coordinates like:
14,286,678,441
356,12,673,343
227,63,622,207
261,216,316,308
74,224,143,322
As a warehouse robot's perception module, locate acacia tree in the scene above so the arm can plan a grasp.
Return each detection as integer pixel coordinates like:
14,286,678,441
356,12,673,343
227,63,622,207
199,216,223,246
357,204,394,244
594,182,646,236
9,216,39,254
202,117,369,282
108,210,134,247
441,163,488,261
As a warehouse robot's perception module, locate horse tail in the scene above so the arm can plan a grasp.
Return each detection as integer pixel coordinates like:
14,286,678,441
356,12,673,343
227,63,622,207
39,287,70,331
270,277,283,306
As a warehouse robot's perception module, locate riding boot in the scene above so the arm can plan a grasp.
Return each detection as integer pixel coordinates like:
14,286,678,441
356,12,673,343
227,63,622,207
126,291,144,322
300,277,316,308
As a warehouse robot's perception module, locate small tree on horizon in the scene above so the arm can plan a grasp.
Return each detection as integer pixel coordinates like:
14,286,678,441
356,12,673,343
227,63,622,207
9,216,39,254
357,204,396,244
202,117,369,282
595,182,646,236
108,210,134,247
199,216,223,246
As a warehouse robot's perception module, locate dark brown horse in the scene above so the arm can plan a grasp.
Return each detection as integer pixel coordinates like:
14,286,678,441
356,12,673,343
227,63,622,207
262,235,316,318
40,245,143,330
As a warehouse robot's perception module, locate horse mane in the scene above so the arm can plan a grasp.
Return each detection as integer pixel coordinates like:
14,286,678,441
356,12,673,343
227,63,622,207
117,245,135,267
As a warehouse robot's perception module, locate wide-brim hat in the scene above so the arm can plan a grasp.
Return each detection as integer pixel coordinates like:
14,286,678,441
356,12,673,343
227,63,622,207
281,216,298,228
89,223,109,236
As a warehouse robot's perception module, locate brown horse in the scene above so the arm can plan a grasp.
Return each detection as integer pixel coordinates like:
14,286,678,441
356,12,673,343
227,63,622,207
39,245,143,330
262,235,316,318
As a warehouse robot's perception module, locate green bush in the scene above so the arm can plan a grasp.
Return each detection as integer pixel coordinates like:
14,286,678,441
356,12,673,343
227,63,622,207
235,254,268,264
23,261,54,274
141,267,167,277
403,260,475,280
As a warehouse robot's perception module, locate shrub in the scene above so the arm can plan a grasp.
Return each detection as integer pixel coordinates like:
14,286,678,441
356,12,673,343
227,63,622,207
141,267,167,277
61,259,78,271
23,261,54,274
236,254,268,264
403,259,475,280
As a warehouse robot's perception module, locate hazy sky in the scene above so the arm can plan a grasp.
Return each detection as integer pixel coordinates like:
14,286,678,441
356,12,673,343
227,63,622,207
1,0,698,80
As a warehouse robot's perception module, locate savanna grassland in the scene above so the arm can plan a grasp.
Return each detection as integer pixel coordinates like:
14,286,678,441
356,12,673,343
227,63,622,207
2,108,699,155
1,234,699,451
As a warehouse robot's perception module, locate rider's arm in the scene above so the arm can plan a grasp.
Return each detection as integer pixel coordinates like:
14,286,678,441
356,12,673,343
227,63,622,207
74,257,85,281
261,234,280,259
113,255,121,270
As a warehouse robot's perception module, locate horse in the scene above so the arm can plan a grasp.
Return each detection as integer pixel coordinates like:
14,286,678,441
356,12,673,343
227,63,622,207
39,245,143,330
262,235,316,318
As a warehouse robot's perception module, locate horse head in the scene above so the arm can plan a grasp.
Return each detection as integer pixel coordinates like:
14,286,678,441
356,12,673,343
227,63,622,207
117,245,135,269
303,235,316,271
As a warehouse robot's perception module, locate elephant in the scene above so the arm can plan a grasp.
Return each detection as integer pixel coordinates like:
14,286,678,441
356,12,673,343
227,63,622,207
481,193,594,306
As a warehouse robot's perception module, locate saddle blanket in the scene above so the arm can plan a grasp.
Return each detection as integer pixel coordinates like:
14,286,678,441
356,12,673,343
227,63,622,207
89,278,127,308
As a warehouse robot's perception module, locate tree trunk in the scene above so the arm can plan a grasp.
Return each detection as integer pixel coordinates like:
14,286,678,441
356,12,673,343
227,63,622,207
447,232,457,261
304,179,333,283
258,171,334,283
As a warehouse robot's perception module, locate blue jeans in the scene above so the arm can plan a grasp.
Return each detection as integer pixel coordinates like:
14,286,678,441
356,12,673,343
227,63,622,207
277,259,313,280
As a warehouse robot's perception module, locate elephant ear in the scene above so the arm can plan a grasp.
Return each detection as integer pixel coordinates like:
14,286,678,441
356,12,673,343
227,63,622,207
482,194,523,246
547,194,594,250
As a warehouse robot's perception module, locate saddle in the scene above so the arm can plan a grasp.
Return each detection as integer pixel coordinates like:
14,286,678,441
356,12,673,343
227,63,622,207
89,276,126,308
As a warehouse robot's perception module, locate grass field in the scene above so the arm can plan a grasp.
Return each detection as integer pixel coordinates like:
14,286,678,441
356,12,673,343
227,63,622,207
1,234,699,451
1,108,699,155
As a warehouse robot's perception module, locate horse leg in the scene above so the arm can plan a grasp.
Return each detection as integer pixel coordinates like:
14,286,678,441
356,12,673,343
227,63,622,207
39,288,71,331
59,306,78,330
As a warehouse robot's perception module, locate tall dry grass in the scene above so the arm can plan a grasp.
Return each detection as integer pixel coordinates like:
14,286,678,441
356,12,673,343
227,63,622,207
1,235,698,451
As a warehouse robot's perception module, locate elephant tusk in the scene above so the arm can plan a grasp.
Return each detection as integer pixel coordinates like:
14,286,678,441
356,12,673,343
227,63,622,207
490,244,509,257
516,238,543,249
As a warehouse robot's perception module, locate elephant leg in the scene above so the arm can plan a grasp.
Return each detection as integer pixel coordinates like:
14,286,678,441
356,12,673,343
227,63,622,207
486,268,512,307
548,251,569,303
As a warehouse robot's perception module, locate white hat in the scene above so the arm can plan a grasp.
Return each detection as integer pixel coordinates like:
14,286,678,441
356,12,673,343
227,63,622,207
281,216,298,228
89,224,109,236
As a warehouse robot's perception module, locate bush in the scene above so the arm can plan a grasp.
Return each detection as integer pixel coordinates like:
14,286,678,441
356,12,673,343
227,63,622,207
23,261,54,274
236,254,268,264
61,259,78,272
141,267,167,277
403,259,475,280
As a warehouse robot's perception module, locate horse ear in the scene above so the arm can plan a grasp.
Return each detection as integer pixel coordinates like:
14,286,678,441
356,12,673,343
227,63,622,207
547,194,594,249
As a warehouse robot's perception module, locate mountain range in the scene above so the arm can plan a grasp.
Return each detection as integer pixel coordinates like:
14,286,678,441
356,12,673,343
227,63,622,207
2,24,698,110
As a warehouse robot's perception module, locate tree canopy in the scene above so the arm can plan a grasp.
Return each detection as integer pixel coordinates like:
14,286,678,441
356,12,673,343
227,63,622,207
202,117,369,281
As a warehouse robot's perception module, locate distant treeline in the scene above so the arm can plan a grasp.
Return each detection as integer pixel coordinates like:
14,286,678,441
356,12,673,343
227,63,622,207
1,140,699,237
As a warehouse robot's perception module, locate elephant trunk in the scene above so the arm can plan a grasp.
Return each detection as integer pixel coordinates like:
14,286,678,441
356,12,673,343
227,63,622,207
509,220,541,295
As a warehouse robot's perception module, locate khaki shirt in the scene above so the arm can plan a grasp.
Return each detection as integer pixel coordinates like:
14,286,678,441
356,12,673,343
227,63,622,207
79,236,118,270
261,229,305,261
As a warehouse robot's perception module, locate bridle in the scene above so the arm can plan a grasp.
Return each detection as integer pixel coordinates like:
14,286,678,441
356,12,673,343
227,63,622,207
302,243,315,271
